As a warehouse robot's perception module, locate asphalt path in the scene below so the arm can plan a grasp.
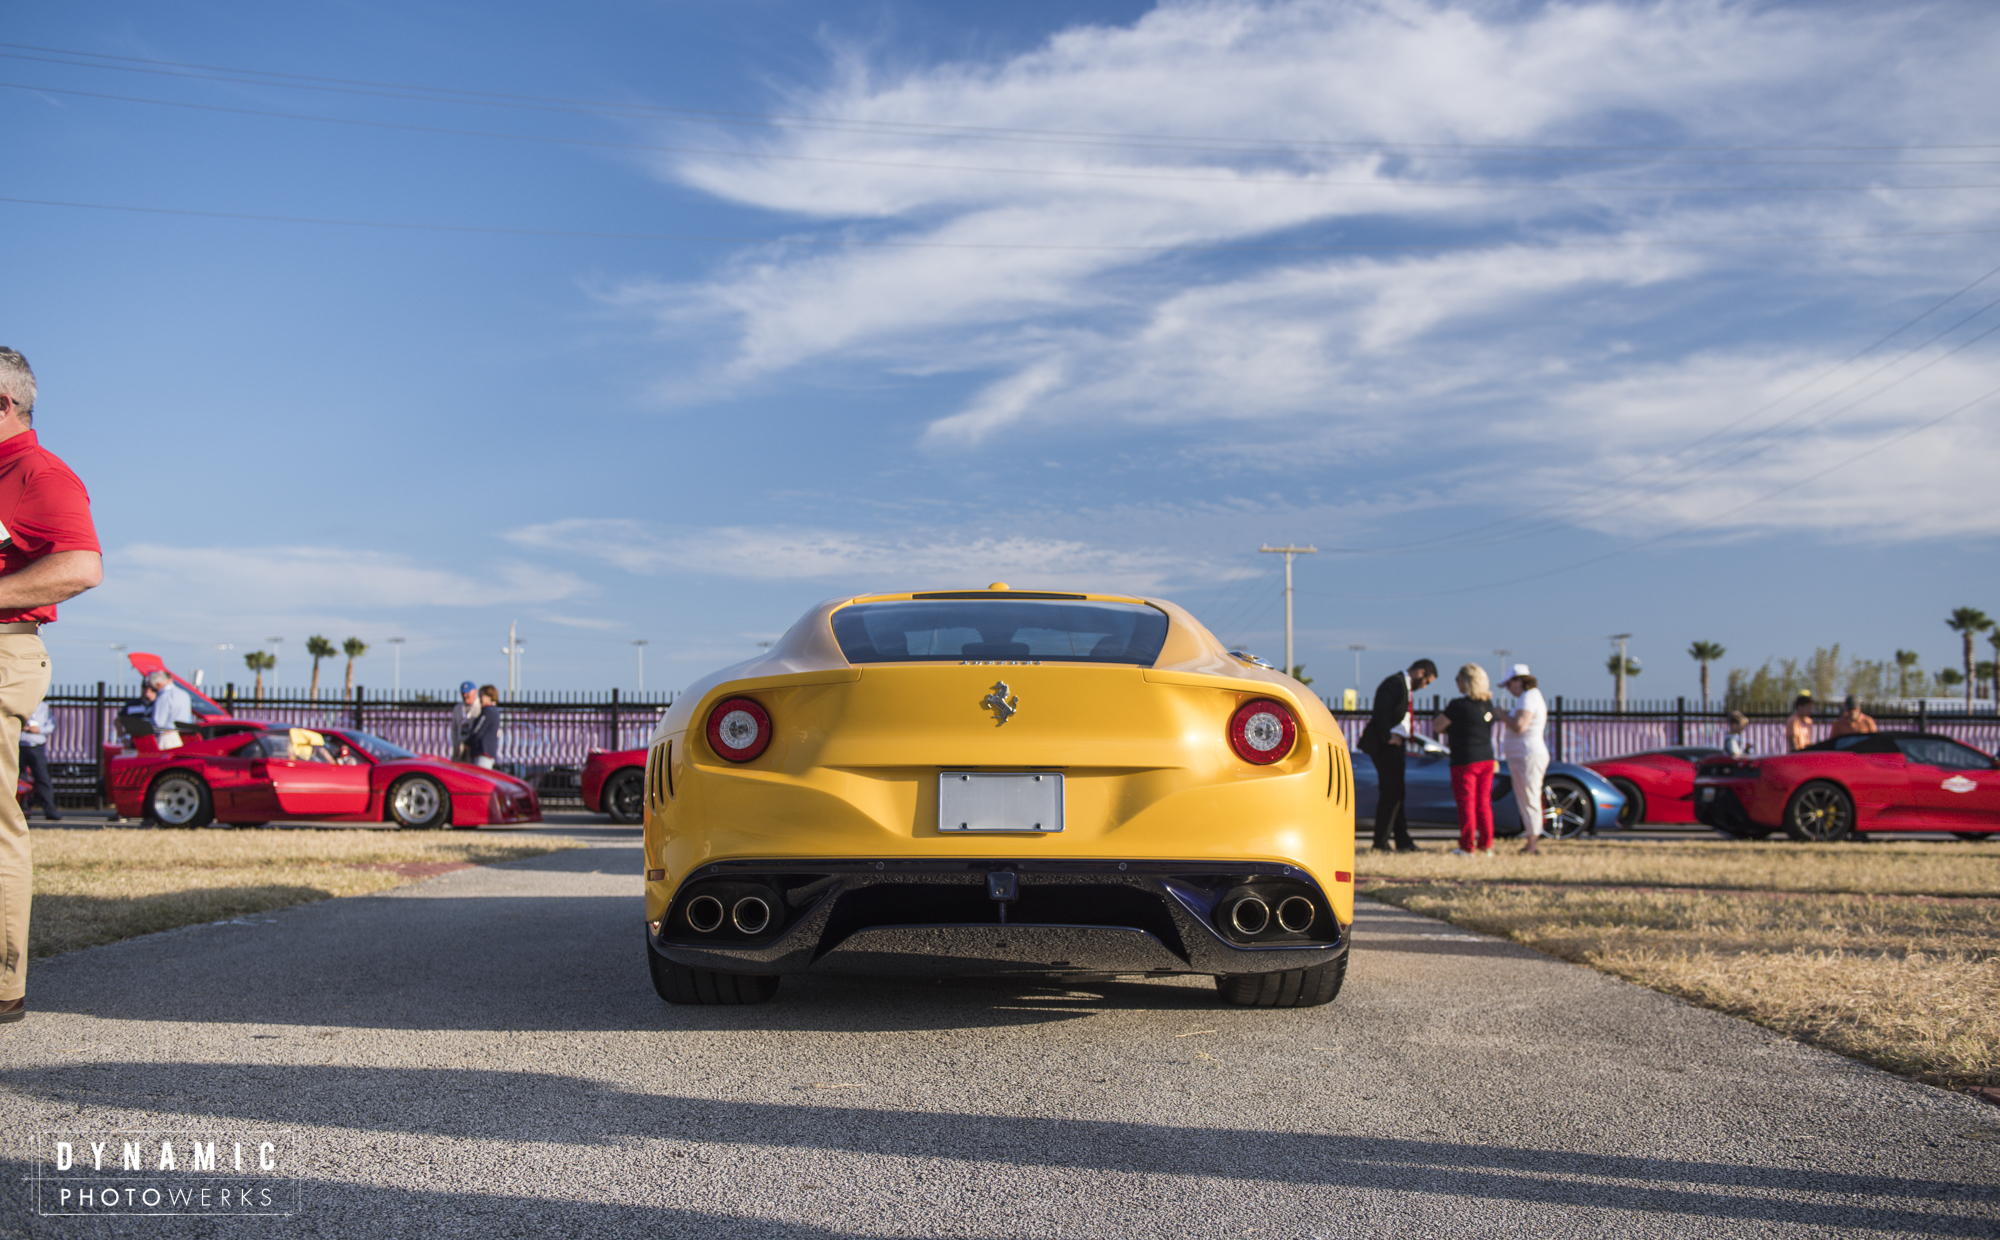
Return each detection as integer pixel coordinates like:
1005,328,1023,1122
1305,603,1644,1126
2,822,1996,1238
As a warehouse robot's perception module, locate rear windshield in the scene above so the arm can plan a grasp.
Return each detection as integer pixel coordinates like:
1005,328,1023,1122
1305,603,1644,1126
832,599,1171,665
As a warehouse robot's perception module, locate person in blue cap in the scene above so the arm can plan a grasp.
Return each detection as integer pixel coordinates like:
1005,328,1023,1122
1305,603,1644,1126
450,680,481,762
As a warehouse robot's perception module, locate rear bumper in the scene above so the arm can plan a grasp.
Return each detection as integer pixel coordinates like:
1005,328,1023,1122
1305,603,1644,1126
1693,784,1762,833
649,859,1349,978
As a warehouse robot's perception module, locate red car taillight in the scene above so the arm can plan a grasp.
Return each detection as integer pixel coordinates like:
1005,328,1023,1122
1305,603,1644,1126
706,697,773,763
1227,698,1297,765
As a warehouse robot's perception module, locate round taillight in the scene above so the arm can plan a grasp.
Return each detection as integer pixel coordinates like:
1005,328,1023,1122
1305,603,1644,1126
1228,698,1297,765
706,697,772,763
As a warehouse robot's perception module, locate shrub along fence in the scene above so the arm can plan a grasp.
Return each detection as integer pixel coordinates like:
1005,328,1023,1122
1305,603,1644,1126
29,686,2000,814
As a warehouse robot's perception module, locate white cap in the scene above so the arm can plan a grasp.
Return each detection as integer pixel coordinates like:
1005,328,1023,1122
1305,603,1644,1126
1503,663,1532,681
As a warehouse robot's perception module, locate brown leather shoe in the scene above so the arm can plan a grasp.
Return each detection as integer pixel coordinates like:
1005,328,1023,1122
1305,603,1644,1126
0,997,23,1024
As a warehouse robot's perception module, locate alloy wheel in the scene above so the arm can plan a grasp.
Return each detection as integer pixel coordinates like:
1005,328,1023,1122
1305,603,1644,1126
151,775,204,826
1542,779,1593,839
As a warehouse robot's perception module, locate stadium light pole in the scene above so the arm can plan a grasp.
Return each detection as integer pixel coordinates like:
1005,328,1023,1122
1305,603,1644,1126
1259,544,1318,679
632,639,649,692
387,637,406,694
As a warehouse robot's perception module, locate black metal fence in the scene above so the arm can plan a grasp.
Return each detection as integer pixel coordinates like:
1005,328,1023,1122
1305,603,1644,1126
1326,695,1999,764
28,685,1999,815
31,684,678,811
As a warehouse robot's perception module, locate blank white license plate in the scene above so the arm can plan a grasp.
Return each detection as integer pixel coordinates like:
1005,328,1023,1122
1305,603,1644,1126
938,772,1064,833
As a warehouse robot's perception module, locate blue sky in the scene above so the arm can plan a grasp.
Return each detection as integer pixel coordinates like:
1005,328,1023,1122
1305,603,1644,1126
10,0,1999,703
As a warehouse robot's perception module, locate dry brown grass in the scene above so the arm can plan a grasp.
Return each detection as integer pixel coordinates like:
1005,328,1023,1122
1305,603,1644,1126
29,828,580,958
1359,836,2000,897
1360,839,2000,1091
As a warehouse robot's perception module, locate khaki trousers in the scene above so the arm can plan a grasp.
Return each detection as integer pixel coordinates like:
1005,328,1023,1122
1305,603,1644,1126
0,634,52,1000
1509,744,1550,841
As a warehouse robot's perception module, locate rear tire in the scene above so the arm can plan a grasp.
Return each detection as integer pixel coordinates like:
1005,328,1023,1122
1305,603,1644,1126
603,768,645,824
1608,777,1646,829
147,771,214,828
387,776,450,830
1542,776,1595,840
648,939,780,1005
1955,832,1995,842
1783,780,1854,842
1215,954,1346,1008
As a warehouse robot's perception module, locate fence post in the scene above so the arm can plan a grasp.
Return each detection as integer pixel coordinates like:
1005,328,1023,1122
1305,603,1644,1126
353,685,364,731
1552,695,1564,763
1918,700,1928,734
94,679,107,810
609,686,621,751
1676,697,1686,745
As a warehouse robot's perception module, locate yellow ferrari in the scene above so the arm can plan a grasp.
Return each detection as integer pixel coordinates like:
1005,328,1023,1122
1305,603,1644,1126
641,584,1356,1007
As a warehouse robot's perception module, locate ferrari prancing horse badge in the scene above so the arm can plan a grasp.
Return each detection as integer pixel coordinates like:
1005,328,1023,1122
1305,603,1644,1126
982,681,1019,726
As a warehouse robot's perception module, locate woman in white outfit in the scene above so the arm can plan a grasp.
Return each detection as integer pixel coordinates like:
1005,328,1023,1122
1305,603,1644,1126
1500,664,1549,854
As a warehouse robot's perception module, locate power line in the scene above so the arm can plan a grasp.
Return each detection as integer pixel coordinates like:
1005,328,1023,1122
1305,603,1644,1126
11,80,2000,194
10,47,2000,169
7,40,1997,157
9,195,1999,255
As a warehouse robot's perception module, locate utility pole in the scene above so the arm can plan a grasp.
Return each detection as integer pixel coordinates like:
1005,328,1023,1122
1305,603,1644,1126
1259,544,1318,680
1610,633,1633,711
1348,644,1366,694
387,637,405,694
632,639,649,692
501,621,525,698
266,637,283,694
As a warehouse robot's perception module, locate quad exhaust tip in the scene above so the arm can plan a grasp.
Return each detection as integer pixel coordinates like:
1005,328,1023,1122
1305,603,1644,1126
1276,895,1316,933
686,894,726,934
732,896,773,935
1229,896,1271,935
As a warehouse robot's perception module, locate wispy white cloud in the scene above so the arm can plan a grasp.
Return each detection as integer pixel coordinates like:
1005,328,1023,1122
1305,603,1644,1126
506,517,1239,593
606,0,2000,542
101,544,590,614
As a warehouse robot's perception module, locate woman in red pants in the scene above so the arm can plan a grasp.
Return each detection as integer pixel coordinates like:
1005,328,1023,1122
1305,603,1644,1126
1433,664,1497,855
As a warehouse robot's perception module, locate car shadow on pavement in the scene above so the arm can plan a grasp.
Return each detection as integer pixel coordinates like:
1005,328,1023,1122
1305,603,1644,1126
1,1068,1993,1236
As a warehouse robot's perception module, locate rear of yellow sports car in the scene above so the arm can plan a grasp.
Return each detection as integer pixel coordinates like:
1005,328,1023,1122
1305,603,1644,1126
641,587,1355,1007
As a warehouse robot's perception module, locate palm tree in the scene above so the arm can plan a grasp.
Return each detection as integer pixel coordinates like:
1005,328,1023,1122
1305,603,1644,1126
1894,649,1921,698
1977,661,1998,703
1946,607,1992,707
1938,668,1966,695
305,634,337,701
1989,631,2000,706
1289,663,1313,686
342,637,369,699
1606,653,1641,708
242,650,274,701
1687,641,1725,708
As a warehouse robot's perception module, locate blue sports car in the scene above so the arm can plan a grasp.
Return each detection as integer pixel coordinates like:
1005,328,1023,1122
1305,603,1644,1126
1352,735,1627,838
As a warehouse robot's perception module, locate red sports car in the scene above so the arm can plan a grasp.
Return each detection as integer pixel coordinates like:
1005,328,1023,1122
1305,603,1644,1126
581,747,647,823
1693,731,2000,841
1588,746,1722,827
109,724,541,829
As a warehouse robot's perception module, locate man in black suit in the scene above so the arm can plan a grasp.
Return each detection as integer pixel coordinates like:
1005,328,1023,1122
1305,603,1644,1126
1357,658,1438,852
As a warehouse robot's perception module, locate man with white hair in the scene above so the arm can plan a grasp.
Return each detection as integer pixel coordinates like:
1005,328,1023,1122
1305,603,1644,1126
146,670,194,743
0,347,104,1026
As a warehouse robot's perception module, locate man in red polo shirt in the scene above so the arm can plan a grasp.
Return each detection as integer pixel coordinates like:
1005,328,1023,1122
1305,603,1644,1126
0,348,102,1025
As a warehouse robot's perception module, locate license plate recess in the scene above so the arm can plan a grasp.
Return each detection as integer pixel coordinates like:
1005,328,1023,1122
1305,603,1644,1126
938,772,1064,833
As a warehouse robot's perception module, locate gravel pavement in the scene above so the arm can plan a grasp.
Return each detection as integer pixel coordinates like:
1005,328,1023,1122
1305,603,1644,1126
3,824,1996,1238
